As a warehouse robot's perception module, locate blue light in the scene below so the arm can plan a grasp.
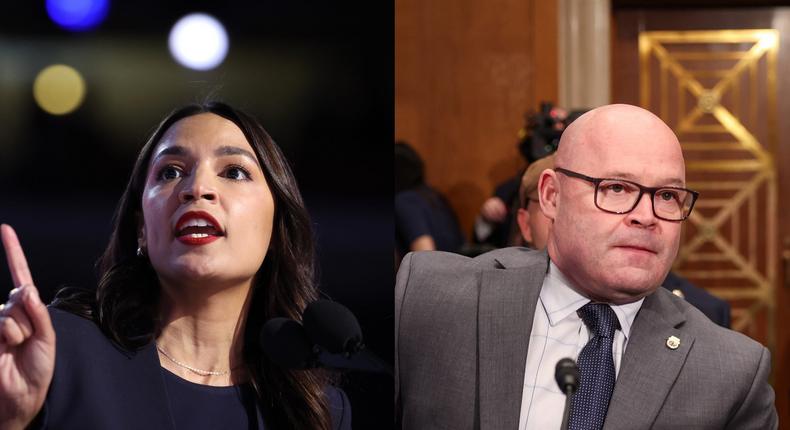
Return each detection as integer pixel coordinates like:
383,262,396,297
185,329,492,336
46,0,109,31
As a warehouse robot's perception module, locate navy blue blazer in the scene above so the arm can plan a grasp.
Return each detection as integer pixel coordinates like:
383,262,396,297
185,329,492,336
31,307,351,429
662,271,731,328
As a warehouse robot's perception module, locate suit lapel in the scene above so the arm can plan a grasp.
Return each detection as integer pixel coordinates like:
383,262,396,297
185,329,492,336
604,290,694,429
477,252,546,430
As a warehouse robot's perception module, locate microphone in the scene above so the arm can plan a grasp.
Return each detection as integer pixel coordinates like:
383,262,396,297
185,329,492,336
261,300,392,375
303,300,363,355
260,317,316,369
555,358,580,430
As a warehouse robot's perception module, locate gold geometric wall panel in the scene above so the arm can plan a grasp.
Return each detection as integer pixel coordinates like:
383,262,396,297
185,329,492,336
639,30,778,349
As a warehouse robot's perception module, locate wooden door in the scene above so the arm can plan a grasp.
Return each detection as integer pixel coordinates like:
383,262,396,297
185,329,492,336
614,9,790,424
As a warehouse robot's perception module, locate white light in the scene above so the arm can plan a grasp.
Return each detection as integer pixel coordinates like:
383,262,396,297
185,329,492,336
168,13,229,71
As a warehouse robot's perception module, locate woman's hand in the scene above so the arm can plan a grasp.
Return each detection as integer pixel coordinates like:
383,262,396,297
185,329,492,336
0,225,56,430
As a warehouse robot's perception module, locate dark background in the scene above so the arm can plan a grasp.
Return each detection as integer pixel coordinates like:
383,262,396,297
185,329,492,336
0,1,393,427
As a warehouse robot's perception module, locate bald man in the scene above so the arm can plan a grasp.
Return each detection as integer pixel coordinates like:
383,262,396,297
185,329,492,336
516,153,732,329
395,105,777,429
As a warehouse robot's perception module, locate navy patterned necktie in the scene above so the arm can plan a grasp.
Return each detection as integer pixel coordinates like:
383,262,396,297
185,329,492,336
567,303,621,430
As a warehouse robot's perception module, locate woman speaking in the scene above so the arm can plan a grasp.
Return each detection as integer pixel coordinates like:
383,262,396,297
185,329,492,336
0,102,350,429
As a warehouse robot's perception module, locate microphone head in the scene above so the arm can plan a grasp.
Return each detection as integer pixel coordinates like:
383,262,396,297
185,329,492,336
260,317,315,369
555,358,580,395
303,300,363,355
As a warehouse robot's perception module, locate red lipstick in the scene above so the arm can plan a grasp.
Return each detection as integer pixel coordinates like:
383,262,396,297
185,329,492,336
174,211,224,246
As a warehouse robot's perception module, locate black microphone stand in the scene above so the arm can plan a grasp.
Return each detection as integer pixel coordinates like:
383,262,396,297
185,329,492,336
555,357,579,430
560,385,573,430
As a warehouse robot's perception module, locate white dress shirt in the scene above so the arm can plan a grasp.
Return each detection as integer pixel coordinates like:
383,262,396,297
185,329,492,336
518,262,644,430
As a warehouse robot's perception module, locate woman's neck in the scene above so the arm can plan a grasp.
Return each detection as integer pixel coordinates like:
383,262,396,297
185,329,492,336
155,279,253,386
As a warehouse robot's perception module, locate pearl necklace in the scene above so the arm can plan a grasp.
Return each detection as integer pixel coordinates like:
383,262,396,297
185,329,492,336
156,344,230,376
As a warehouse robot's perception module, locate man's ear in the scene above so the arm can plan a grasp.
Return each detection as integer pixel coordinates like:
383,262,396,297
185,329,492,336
516,208,533,244
538,169,559,220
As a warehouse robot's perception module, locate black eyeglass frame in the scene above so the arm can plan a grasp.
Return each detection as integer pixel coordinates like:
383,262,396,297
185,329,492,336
554,167,699,221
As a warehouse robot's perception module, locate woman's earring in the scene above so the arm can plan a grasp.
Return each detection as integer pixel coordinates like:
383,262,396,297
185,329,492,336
137,246,146,258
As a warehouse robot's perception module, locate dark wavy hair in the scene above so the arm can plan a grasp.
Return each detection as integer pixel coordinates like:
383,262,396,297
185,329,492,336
54,102,331,429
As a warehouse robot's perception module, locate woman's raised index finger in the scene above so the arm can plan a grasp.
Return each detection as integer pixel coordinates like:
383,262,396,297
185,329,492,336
0,224,34,288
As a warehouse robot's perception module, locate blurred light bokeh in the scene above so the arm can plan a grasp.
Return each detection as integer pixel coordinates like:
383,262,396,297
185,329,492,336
33,64,86,115
46,0,110,31
168,13,228,71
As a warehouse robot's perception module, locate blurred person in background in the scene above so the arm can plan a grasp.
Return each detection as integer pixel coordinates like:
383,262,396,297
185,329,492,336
0,102,350,430
474,103,585,249
515,154,556,250
395,141,464,261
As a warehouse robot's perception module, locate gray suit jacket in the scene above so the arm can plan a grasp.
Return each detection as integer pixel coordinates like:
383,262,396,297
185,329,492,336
395,248,777,429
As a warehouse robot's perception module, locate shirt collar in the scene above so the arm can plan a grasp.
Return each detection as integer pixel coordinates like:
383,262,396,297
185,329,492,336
540,261,644,339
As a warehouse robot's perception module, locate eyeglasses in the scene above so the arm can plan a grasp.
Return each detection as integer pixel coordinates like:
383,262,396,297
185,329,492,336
554,167,699,221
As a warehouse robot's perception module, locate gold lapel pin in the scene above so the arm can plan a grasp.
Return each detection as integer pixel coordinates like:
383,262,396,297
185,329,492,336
671,289,685,299
666,335,681,350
